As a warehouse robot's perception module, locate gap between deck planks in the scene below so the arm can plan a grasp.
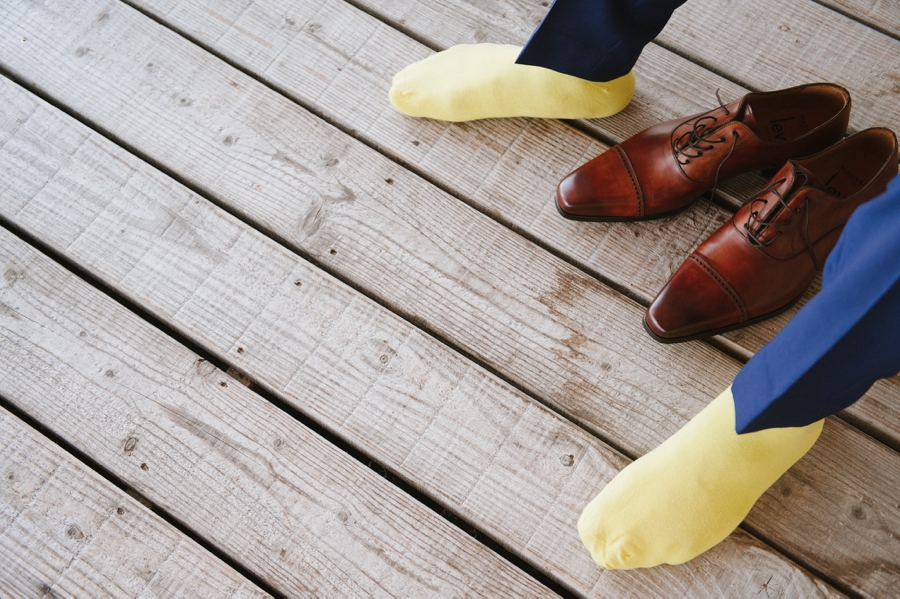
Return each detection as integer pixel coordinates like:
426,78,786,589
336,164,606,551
0,408,268,598
0,79,836,598
1,0,897,593
0,230,557,597
815,0,900,40
130,0,900,453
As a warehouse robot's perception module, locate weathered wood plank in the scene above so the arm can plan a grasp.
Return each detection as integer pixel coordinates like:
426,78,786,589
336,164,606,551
753,416,900,596
0,235,556,597
0,0,731,474
141,0,900,453
0,79,835,597
659,0,900,135
0,1,895,592
816,0,900,39
143,0,900,587
0,409,268,599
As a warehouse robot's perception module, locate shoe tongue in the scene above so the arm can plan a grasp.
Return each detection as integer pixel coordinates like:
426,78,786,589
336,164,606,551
789,162,830,194
740,103,758,133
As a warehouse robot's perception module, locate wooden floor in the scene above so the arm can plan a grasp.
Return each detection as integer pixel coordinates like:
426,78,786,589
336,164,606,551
2,0,899,596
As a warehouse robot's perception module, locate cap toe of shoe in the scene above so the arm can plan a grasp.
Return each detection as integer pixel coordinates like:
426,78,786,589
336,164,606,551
556,148,642,219
645,255,745,341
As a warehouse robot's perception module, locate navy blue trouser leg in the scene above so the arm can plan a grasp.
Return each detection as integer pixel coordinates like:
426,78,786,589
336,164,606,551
515,0,687,82
733,174,900,433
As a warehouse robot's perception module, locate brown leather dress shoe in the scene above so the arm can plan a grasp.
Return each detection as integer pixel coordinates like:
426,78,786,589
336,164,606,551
645,128,898,342
557,83,851,221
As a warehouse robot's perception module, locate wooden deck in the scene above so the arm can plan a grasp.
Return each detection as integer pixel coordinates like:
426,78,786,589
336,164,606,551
1,0,899,596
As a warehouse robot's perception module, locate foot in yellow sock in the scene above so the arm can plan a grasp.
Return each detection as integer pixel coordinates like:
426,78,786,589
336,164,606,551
389,44,634,122
578,387,823,569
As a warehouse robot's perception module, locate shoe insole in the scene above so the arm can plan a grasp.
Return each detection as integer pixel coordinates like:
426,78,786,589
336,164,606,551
747,86,847,143
817,150,884,198
755,107,811,143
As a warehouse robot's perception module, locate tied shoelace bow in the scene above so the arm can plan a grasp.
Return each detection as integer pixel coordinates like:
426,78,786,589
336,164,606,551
743,171,821,270
672,90,740,212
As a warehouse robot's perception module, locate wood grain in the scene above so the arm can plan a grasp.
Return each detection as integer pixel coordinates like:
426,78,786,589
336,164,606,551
151,0,900,590
0,0,895,593
816,0,900,40
0,77,836,597
1,0,732,472
0,408,268,598
137,0,900,454
0,234,556,597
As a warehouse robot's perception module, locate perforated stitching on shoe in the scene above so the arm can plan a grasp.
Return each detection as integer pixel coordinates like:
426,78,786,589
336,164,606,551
614,145,644,217
688,254,748,322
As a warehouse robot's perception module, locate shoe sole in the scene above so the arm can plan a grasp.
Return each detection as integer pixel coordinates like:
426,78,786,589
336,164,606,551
553,167,782,223
555,198,694,222
642,288,809,344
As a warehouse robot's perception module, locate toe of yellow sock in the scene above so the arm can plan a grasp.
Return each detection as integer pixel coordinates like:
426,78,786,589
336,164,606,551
578,494,629,570
577,502,647,570
389,83,413,114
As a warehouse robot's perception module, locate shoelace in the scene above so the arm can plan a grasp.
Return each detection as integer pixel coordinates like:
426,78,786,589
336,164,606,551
705,131,739,213
743,172,821,270
672,90,733,164
671,90,741,213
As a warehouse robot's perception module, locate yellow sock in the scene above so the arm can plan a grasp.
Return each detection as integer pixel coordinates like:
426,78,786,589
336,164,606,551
578,387,823,569
389,44,635,122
